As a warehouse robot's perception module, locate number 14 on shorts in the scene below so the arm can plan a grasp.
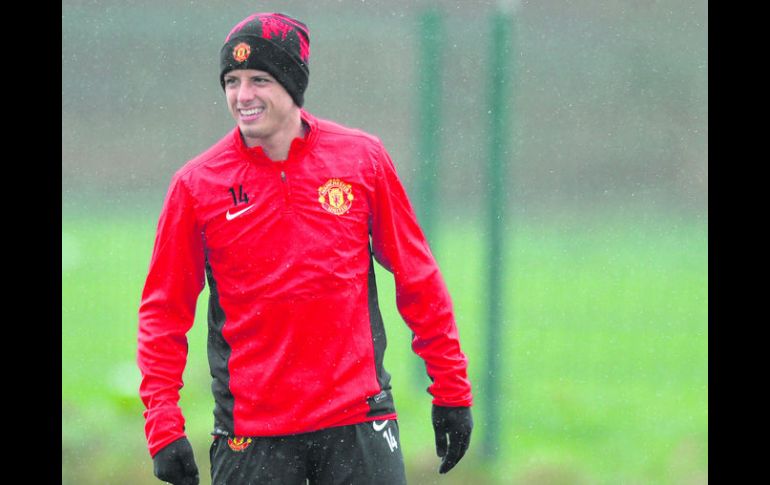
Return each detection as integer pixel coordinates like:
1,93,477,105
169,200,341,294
373,420,398,452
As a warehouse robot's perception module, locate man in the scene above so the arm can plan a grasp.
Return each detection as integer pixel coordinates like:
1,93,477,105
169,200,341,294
137,12,473,485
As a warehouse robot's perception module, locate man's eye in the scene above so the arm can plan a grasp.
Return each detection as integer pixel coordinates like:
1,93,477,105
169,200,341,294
224,78,237,86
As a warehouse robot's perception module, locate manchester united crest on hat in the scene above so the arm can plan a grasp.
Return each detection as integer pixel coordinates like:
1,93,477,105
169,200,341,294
318,179,354,215
232,42,251,62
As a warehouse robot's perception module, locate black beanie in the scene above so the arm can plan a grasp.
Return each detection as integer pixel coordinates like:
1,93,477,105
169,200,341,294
220,13,310,107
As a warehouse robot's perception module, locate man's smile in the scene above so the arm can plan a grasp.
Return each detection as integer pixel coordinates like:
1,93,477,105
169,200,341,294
239,106,265,121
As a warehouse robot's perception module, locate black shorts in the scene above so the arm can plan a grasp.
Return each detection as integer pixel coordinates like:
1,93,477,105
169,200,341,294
209,420,407,485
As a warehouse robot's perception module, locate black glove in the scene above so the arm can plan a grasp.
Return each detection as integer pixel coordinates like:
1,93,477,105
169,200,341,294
152,437,200,485
432,405,473,474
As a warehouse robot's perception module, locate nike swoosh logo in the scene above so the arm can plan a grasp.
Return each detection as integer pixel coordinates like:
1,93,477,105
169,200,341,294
372,420,389,432
226,204,255,221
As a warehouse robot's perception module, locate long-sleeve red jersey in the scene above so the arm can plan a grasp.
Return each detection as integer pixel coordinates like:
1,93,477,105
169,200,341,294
137,110,473,457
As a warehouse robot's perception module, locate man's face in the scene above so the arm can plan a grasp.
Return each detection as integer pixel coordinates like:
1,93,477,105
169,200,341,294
223,69,298,148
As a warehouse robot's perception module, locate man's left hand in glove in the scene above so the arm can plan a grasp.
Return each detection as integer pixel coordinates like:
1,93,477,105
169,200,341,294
432,405,473,474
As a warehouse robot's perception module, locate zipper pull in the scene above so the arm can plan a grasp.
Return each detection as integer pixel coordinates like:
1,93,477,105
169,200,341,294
280,170,286,182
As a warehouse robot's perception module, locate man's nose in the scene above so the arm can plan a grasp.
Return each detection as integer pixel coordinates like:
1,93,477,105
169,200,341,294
238,85,256,104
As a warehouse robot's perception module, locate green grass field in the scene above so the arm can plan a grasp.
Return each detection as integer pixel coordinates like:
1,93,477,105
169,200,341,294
62,205,707,485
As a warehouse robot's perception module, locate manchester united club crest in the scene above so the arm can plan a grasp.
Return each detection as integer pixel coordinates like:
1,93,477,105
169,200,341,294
232,42,251,62
227,436,253,452
318,178,354,215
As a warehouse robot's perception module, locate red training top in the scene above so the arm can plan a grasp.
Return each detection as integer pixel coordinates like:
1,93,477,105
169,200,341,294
137,110,473,457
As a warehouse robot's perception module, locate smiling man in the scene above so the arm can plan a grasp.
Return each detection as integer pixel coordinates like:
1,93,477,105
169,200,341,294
223,68,302,159
137,12,473,485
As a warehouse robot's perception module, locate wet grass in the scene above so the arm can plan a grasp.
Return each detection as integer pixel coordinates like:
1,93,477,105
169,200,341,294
62,206,707,484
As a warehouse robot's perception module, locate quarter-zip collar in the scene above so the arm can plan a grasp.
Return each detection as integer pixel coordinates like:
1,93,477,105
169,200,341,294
233,109,318,165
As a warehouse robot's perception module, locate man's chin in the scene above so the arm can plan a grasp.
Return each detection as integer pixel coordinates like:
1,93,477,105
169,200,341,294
238,124,267,143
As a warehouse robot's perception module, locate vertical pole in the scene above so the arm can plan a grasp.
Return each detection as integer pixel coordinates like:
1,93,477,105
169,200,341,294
414,8,443,388
484,9,514,461
416,8,442,245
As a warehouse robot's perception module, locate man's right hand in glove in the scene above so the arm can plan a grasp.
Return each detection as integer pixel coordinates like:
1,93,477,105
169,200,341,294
152,437,200,485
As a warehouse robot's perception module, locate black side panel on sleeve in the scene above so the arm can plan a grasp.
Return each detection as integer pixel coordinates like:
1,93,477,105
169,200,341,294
366,252,395,417
205,260,235,436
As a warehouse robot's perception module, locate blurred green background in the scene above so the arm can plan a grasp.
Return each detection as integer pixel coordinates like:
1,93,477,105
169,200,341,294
62,1,708,484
